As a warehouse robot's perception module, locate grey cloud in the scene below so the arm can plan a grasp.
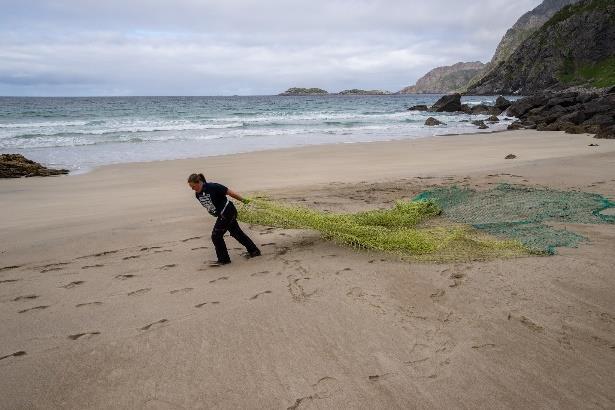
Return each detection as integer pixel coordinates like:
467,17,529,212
0,0,542,95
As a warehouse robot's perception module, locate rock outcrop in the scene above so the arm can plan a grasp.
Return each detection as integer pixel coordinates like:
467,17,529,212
431,94,462,112
397,62,485,94
0,154,69,178
424,117,445,126
465,0,582,92
466,0,615,95
505,88,615,138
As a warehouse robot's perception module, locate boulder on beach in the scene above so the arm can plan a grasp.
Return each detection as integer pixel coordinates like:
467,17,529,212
472,120,489,129
505,154,517,159
408,105,429,111
0,154,69,178
431,93,462,112
486,115,500,122
424,117,445,126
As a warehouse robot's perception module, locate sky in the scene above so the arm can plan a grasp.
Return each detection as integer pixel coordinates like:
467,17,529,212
0,0,543,96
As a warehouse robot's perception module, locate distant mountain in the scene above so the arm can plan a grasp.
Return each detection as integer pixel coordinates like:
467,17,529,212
466,0,615,94
279,87,328,96
465,0,582,92
397,62,485,94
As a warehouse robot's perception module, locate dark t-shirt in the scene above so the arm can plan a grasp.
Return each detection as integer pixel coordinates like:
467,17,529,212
195,182,229,217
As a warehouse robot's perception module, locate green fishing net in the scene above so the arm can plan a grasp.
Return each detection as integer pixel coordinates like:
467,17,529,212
414,184,615,254
237,198,528,262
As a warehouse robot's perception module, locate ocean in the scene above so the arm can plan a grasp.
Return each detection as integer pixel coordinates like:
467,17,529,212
0,95,518,174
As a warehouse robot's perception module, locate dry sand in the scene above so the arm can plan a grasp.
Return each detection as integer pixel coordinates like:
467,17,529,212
1,130,614,409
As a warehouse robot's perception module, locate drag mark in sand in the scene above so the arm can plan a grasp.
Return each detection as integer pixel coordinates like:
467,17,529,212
140,319,168,331
76,249,120,259
0,279,20,284
191,246,208,251
0,351,26,361
18,305,49,313
249,290,272,300
209,276,228,283
140,246,162,252
122,255,140,260
40,267,64,273
68,331,101,340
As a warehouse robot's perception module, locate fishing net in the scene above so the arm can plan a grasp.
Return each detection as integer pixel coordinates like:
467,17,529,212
414,184,615,254
237,198,528,262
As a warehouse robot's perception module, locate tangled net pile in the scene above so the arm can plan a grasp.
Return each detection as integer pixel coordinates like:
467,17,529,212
414,184,615,254
237,198,528,262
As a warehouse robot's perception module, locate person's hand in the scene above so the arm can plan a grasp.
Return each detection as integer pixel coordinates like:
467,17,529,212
241,197,251,204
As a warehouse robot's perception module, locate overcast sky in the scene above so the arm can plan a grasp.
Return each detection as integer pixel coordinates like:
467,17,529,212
0,0,542,96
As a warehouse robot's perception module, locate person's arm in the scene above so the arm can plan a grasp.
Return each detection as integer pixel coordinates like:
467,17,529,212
227,188,250,204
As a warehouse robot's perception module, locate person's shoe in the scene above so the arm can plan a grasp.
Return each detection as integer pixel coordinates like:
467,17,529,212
209,259,231,267
243,249,261,259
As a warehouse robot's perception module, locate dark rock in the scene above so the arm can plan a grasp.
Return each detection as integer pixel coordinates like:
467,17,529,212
0,154,69,178
460,104,473,114
486,115,500,122
607,86,615,94
424,117,445,126
471,104,502,116
431,93,462,112
582,114,614,127
506,95,549,117
588,143,599,146
559,110,585,125
508,121,524,130
408,105,429,111
505,154,517,159
495,96,512,111
471,120,489,129
595,125,615,139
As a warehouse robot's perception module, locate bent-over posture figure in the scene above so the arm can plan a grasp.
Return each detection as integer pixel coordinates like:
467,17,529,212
188,173,260,266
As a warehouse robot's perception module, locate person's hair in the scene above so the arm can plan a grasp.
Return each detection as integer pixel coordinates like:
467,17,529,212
188,173,206,183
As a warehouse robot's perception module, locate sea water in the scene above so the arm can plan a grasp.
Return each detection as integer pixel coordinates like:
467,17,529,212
0,95,518,174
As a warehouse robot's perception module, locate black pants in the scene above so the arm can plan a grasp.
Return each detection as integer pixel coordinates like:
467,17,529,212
211,202,259,262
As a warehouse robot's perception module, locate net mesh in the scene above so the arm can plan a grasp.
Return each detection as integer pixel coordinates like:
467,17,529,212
238,198,528,262
413,184,615,254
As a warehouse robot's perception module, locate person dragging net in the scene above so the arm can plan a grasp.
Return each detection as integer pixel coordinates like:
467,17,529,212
188,173,261,267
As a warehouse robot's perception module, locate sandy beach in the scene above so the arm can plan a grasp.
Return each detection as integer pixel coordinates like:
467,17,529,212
1,130,615,409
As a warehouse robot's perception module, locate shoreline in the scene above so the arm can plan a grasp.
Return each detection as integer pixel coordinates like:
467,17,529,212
1,129,614,408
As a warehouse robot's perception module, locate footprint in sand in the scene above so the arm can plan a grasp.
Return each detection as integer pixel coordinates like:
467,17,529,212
41,267,64,273
76,250,119,259
68,331,100,340
335,268,352,275
140,246,162,252
18,305,49,313
76,301,103,307
81,264,104,270
0,279,20,284
140,319,168,331
519,316,544,333
115,274,136,280
154,249,172,254
251,270,270,277
0,351,26,361
430,289,445,300
0,265,22,272
159,264,176,270
170,288,193,294
209,276,229,283
122,255,140,260
191,246,208,251
181,236,202,243
37,262,69,270
62,281,85,289
368,372,397,381
261,243,276,246
449,273,465,288
249,290,272,300
13,295,38,301
128,288,151,296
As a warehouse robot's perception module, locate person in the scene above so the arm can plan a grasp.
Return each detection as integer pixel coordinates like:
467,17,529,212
187,173,261,267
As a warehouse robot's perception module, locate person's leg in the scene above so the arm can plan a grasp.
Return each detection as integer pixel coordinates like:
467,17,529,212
224,205,259,254
228,218,260,255
211,216,231,263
